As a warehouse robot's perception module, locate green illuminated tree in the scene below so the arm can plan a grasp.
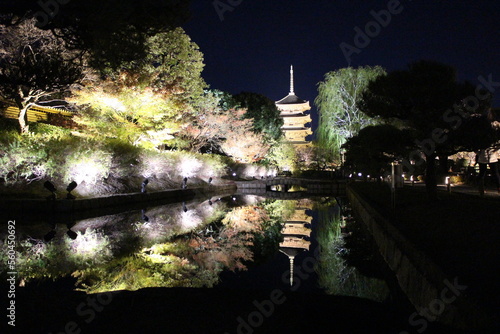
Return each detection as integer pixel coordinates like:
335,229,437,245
315,66,386,163
116,27,207,106
71,28,207,148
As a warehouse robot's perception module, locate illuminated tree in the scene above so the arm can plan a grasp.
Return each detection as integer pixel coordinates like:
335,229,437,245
316,66,386,162
181,93,269,162
71,85,182,148
0,19,83,133
266,138,298,172
71,28,206,148
116,27,207,105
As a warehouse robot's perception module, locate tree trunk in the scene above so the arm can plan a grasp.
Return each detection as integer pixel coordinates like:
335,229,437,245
15,92,31,134
18,105,30,134
425,153,438,200
438,153,449,175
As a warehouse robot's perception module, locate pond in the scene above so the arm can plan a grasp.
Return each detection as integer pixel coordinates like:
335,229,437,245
1,194,424,333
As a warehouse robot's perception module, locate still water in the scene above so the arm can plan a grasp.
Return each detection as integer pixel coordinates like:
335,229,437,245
0,195,392,302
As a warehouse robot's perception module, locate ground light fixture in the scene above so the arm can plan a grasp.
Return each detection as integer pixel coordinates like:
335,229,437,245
141,209,149,222
66,229,78,240
44,229,56,242
141,178,149,193
43,180,57,200
66,181,78,199
66,222,78,239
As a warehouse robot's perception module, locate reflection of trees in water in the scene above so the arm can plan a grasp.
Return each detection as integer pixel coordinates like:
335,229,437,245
315,202,389,302
1,197,284,293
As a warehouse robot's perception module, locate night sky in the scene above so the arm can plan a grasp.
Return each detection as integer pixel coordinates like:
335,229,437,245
184,0,500,131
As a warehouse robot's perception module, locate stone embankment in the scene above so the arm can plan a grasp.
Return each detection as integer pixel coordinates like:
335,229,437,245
347,185,494,331
1,184,236,219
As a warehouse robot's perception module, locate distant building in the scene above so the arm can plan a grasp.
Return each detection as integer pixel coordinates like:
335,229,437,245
275,66,313,146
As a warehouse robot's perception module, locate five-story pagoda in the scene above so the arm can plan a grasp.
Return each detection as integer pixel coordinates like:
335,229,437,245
275,66,313,146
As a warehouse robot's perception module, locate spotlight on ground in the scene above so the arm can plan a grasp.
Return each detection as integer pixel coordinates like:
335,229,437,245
141,179,149,193
66,181,78,199
67,229,78,240
141,209,149,222
44,181,57,200
44,230,56,242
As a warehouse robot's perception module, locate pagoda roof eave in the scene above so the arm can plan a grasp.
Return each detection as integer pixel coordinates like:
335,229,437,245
275,93,308,105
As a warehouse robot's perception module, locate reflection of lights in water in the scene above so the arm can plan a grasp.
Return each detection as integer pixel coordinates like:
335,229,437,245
180,211,202,229
68,229,111,257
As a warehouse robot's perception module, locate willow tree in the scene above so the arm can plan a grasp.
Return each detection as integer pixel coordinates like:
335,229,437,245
315,66,386,162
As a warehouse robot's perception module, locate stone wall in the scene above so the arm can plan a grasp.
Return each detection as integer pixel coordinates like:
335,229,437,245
347,185,493,330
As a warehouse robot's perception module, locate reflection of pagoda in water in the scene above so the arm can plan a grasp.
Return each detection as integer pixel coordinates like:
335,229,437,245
275,66,313,146
279,201,313,286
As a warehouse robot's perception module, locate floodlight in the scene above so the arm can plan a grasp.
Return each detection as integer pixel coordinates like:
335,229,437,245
66,181,78,199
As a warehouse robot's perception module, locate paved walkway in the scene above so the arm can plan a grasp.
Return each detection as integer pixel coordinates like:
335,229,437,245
404,181,500,199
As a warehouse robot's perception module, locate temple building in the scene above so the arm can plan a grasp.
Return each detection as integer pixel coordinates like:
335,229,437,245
275,66,313,146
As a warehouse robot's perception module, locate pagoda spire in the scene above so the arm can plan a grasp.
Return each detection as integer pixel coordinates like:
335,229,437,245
290,65,294,95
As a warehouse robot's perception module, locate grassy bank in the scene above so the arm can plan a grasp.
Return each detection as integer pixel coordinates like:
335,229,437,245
349,182,500,314
0,120,276,199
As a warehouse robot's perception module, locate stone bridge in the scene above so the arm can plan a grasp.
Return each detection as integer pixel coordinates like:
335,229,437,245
235,177,346,199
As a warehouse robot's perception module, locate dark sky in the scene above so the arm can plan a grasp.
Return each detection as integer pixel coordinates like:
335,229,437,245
184,1,500,131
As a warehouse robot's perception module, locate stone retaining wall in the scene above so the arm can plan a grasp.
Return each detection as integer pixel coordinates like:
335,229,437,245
1,184,236,217
347,185,493,330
